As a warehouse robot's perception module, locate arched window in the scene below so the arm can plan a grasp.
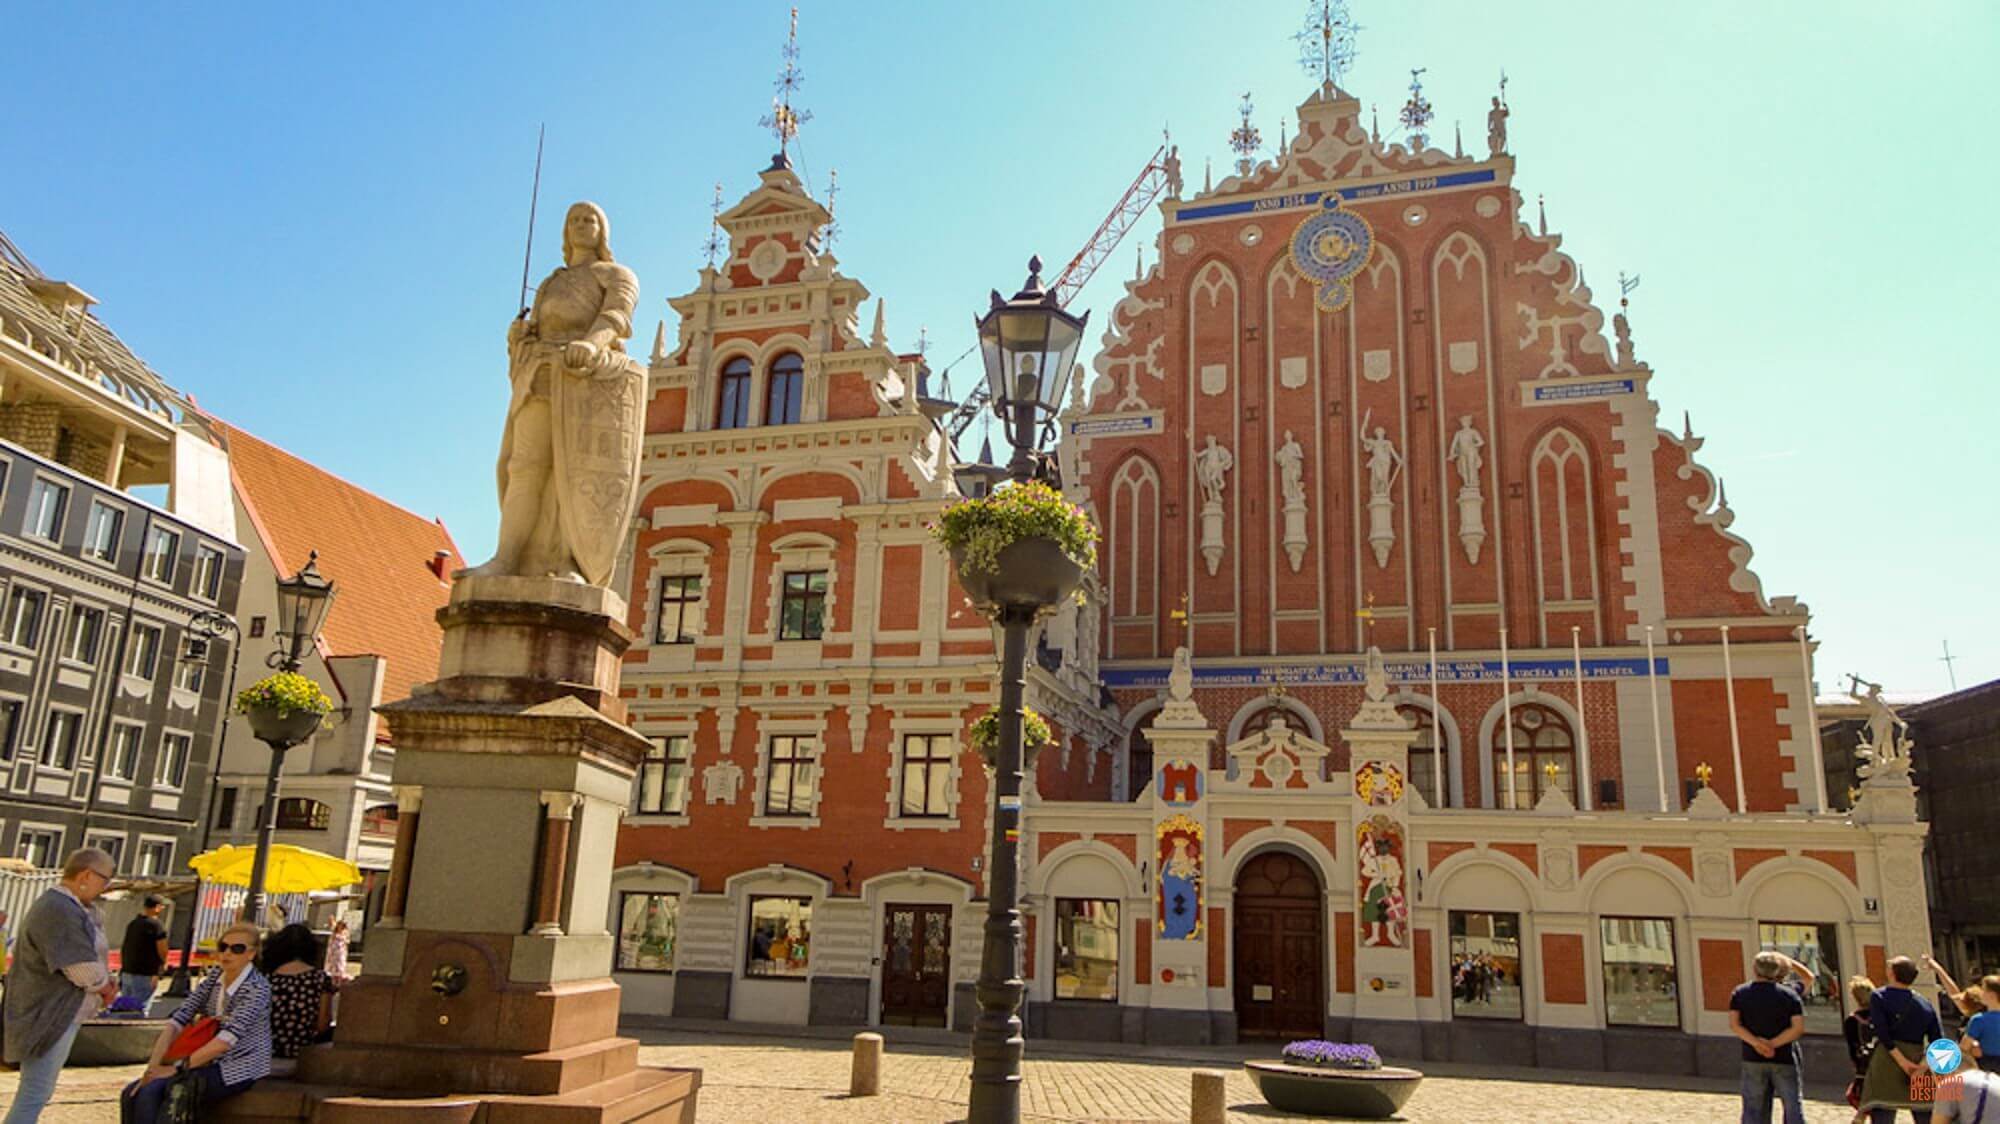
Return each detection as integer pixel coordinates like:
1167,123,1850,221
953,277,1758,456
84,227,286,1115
716,356,753,429
1494,702,1575,810
766,352,805,426
1397,703,1447,808
1126,712,1155,803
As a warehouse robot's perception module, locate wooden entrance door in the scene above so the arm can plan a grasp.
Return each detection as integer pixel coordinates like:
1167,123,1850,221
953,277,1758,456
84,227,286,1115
1233,851,1325,1039
881,904,952,1027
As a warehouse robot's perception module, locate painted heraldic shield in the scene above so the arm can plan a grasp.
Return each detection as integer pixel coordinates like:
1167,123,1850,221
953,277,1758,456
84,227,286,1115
551,353,645,588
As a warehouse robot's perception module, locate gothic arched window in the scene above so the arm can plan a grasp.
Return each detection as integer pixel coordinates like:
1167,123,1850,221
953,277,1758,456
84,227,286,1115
716,356,753,429
1495,702,1575,810
765,352,805,426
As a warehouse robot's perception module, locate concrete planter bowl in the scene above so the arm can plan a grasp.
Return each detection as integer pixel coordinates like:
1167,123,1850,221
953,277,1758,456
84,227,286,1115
949,537,1085,612
1243,1060,1424,1118
243,704,324,749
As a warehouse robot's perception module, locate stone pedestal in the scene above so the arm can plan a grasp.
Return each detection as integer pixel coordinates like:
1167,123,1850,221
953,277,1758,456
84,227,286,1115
228,576,699,1122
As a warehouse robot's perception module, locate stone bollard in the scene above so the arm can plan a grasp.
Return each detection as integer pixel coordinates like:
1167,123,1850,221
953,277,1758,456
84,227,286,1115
1190,1068,1227,1124
850,1032,884,1097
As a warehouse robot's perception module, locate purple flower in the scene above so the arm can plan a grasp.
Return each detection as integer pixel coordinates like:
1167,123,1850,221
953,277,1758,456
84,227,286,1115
1281,1040,1382,1070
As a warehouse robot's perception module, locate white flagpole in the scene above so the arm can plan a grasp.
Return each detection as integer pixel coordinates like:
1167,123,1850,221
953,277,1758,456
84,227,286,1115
1646,625,1670,812
1721,624,1746,813
1796,624,1828,814
1500,626,1516,809
1571,625,1592,811
1429,627,1444,808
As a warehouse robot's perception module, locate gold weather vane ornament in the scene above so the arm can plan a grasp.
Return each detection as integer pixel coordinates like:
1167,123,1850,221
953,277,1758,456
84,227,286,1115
1695,762,1714,789
1355,591,1377,642
1294,0,1360,93
1399,68,1433,150
760,7,812,158
1229,92,1263,177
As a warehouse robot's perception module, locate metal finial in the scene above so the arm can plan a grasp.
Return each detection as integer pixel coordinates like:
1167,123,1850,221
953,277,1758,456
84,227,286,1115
1537,194,1547,236
1293,0,1359,92
1399,68,1433,151
702,181,724,268
759,7,813,154
822,167,840,248
1230,92,1262,177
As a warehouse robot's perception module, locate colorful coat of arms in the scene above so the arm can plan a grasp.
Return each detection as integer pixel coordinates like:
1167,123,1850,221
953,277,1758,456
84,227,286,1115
1155,813,1204,941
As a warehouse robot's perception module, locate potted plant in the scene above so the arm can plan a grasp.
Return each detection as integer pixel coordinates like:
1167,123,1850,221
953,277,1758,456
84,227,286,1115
235,671,334,749
969,707,1053,770
1243,1039,1423,1118
930,481,1098,612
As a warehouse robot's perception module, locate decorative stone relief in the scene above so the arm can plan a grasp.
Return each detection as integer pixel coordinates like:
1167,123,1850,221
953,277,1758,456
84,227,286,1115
1448,340,1480,375
1362,349,1392,383
1542,846,1576,890
1171,233,1196,256
748,238,787,282
1359,413,1402,568
1276,430,1308,572
1448,416,1487,564
1358,814,1408,948
703,759,744,805
1195,436,1234,576
1278,355,1308,390
1199,363,1228,397
846,701,869,754
1475,195,1502,219
1517,303,1586,380
1238,224,1263,247
1697,853,1732,897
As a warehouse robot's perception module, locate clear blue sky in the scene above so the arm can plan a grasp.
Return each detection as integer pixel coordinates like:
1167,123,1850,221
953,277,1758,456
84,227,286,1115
5,2,1993,697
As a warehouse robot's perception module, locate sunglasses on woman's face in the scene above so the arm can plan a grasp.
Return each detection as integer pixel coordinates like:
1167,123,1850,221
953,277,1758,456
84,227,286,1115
216,942,252,955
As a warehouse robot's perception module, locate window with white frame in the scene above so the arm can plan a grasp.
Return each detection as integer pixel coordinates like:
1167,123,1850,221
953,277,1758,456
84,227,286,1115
191,544,225,601
106,722,144,780
616,892,679,972
777,571,827,641
65,604,103,663
156,731,192,789
654,575,700,645
762,735,817,817
141,525,179,582
745,895,812,977
41,708,84,770
85,833,126,871
84,500,123,562
0,698,21,760
3,586,45,648
1053,899,1120,1001
173,658,204,693
16,827,62,868
125,622,163,679
26,478,68,541
898,734,956,818
634,735,692,815
1600,916,1680,1028
136,839,174,877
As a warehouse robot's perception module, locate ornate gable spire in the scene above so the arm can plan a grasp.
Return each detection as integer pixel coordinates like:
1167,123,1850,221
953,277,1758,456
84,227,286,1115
1295,0,1360,97
1229,92,1263,177
759,7,812,164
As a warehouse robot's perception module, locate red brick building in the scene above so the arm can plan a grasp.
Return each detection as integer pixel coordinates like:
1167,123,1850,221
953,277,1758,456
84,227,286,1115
609,85,1930,1080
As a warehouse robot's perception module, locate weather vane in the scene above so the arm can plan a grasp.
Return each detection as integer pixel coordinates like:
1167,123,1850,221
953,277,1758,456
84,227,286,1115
1229,92,1262,177
701,182,724,269
1294,0,1360,92
822,167,839,248
759,7,812,159
1399,68,1433,150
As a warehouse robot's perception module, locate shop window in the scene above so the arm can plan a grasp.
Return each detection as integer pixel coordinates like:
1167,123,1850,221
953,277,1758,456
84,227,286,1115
635,735,692,815
1600,916,1680,1028
1758,921,1843,1035
1053,898,1119,1001
1449,910,1523,1019
745,895,812,978
617,892,679,972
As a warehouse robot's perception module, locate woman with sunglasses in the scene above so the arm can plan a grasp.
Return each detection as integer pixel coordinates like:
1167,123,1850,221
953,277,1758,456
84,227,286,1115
124,922,272,1122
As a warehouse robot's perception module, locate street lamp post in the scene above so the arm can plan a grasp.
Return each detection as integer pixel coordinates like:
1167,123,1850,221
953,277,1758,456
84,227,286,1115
241,552,336,924
965,257,1087,1124
165,608,242,996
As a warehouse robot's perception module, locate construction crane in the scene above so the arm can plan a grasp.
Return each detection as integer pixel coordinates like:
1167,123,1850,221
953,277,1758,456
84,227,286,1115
944,143,1174,443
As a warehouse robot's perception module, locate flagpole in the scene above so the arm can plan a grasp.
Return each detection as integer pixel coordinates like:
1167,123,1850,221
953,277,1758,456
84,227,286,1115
1720,624,1747,812
1796,624,1828,814
1428,627,1444,807
1499,626,1516,809
1571,625,1591,811
1646,625,1670,812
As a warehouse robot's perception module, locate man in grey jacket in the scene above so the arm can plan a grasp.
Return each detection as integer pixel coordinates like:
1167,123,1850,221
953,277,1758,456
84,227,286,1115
2,848,117,1123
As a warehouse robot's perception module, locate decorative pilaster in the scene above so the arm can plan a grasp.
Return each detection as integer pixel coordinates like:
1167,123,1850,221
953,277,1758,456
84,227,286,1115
380,785,424,928
531,791,581,935
1347,647,1420,1021
1146,647,1217,1015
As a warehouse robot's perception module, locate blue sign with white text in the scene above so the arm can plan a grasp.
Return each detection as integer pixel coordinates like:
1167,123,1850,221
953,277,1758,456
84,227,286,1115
1101,657,1668,691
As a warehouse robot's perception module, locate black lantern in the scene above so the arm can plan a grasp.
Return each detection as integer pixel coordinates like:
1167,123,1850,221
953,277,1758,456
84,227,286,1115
975,256,1088,444
273,551,336,671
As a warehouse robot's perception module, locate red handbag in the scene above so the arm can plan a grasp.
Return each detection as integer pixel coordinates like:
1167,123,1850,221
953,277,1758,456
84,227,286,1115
161,1016,220,1063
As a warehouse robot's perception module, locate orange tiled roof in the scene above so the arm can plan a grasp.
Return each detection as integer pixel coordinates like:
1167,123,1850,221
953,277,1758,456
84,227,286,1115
214,421,461,709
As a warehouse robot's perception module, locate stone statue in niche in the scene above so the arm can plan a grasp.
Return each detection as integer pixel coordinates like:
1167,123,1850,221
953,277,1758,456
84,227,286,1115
1449,416,1488,564
1487,96,1509,156
1359,413,1402,568
1276,431,1308,572
1195,436,1234,576
470,202,646,590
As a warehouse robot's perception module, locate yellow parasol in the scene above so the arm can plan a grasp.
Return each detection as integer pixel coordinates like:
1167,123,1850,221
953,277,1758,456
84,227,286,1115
187,844,362,894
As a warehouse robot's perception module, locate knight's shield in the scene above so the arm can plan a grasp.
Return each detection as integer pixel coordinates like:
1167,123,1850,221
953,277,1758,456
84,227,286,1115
551,359,645,587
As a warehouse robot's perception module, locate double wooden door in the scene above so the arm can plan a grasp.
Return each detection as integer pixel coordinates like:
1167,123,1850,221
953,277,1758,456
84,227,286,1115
1232,851,1325,1039
881,904,951,1027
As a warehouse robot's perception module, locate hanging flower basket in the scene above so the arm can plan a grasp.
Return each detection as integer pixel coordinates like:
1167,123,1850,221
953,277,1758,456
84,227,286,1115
235,671,333,748
930,482,1097,612
969,707,1053,771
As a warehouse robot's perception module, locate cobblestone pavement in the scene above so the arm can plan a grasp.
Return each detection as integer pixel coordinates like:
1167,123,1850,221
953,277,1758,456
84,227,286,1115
2,1027,1860,1122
